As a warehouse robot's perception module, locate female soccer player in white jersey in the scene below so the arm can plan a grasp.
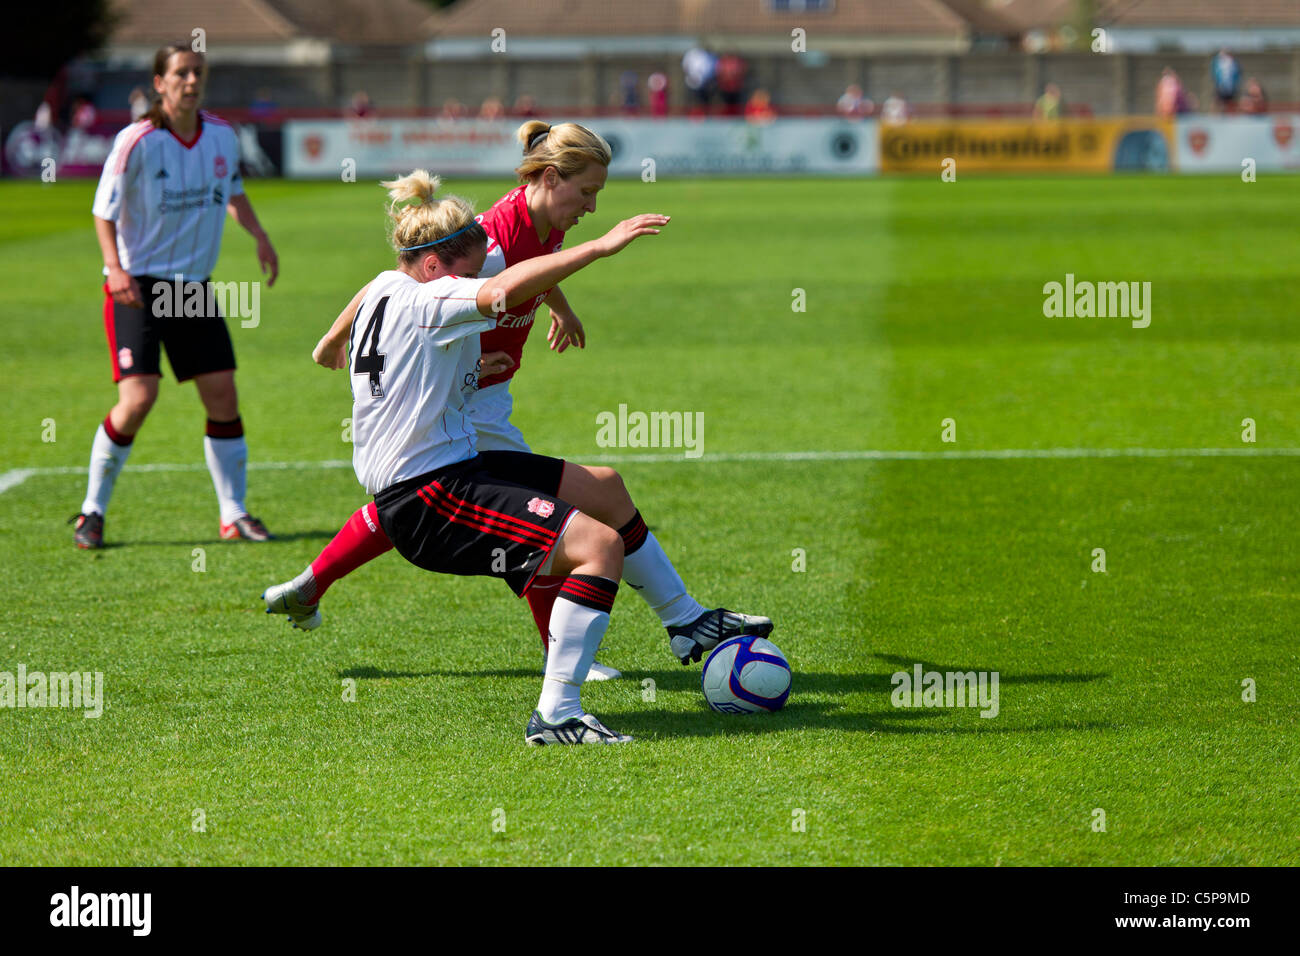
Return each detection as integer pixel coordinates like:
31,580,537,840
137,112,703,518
264,125,766,671
321,171,762,743
72,43,279,549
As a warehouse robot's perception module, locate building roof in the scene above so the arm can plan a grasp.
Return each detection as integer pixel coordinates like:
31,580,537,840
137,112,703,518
107,0,438,47
1096,0,1300,28
937,0,1075,36
425,0,970,38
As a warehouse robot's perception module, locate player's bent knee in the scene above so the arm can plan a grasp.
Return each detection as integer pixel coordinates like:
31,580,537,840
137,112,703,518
553,512,623,580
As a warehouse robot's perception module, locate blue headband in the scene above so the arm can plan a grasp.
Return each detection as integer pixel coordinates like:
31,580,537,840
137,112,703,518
401,220,479,252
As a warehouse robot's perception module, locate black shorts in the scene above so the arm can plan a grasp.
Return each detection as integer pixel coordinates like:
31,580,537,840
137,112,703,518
103,275,237,383
374,451,572,597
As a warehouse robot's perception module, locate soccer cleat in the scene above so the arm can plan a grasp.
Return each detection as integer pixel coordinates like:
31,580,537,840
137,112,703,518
221,515,274,541
262,580,322,630
667,608,773,665
525,710,633,746
70,512,104,550
586,660,622,681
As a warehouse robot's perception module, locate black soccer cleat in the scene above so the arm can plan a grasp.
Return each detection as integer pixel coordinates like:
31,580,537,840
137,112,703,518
221,515,274,541
70,512,104,550
667,608,773,665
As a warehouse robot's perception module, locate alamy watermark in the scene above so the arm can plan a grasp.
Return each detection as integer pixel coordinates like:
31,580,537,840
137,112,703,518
50,886,150,935
890,664,999,718
1,665,103,718
596,403,703,458
152,274,261,328
1042,273,1151,328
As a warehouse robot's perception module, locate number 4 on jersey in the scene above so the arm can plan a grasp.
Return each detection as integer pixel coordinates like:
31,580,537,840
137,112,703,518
352,296,388,398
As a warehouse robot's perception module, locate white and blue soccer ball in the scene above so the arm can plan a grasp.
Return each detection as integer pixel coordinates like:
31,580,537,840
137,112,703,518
701,635,791,714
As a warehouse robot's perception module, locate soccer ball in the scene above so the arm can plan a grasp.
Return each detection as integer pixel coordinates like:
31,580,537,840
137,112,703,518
701,635,791,714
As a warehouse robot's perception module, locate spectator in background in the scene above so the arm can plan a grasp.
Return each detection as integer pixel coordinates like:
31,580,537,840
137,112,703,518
619,71,640,114
250,87,278,123
479,97,506,120
648,71,669,117
1033,83,1063,121
351,90,375,118
1240,77,1267,115
1155,67,1182,118
836,83,871,120
715,52,746,117
513,94,539,118
71,94,97,129
1211,48,1241,113
439,98,467,120
682,43,716,115
880,90,910,126
744,88,776,125
128,86,149,122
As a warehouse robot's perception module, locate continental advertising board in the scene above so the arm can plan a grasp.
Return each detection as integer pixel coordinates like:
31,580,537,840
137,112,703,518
878,118,1174,173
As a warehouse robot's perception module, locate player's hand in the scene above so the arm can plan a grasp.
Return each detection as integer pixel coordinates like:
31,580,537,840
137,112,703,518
312,333,348,369
547,310,585,353
107,267,142,307
593,214,670,257
479,351,515,377
256,234,279,287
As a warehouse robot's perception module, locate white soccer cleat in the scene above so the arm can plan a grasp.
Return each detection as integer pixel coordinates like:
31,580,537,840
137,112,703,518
262,580,322,631
586,660,622,681
525,711,633,746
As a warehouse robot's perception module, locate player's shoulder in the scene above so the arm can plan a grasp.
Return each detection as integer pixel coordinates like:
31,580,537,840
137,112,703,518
480,185,526,231
106,120,156,172
200,111,239,144
200,110,235,131
113,119,155,148
366,269,411,297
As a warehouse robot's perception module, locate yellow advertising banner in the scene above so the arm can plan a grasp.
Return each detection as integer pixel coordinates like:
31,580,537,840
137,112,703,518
879,118,1174,173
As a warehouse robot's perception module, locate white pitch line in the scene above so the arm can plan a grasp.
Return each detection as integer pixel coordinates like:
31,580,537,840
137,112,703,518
2,447,1297,495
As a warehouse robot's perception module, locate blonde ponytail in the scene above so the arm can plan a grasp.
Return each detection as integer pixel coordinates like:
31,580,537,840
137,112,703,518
380,170,486,266
515,121,612,182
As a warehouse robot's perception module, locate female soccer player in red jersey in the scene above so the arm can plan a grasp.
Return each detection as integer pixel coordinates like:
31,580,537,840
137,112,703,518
265,125,769,670
73,43,279,549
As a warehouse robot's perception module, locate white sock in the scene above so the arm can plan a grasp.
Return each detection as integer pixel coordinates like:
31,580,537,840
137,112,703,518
624,531,706,628
204,434,248,524
81,423,132,516
537,592,611,723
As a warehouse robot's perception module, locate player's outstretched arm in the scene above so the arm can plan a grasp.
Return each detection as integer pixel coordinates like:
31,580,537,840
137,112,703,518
313,282,372,369
477,214,669,317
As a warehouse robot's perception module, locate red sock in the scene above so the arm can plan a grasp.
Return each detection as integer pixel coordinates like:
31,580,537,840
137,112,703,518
309,503,393,600
526,576,565,655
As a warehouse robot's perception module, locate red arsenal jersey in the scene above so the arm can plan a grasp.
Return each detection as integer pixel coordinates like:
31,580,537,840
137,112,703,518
474,185,566,388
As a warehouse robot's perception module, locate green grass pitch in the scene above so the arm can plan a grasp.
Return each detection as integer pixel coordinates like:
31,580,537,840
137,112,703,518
0,173,1296,865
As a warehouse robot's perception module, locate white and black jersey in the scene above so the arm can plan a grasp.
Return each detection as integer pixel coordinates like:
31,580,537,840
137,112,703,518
92,111,243,279
348,270,494,494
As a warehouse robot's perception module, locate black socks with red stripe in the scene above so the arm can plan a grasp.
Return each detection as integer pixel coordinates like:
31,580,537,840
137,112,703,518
538,574,619,722
557,574,619,613
205,416,244,439
615,510,649,556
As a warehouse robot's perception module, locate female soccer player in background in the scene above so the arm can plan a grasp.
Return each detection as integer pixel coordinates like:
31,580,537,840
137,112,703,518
265,125,768,671
73,43,279,548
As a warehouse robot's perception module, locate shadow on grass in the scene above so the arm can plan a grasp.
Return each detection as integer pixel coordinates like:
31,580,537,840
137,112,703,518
339,658,1112,738
124,530,338,547
601,704,1115,739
